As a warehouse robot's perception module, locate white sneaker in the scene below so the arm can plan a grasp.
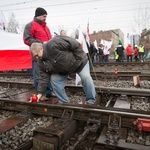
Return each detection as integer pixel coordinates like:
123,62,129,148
78,100,87,104
78,101,83,104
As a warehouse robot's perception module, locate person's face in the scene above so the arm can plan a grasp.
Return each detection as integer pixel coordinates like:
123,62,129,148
60,30,66,36
37,14,47,22
32,48,43,59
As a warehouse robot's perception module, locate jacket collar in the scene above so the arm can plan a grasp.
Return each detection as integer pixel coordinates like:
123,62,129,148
34,17,46,27
41,44,48,61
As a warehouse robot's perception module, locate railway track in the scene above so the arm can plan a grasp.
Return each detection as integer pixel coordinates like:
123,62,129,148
0,85,150,149
0,69,150,149
1,61,150,73
0,93,150,150
0,71,150,81
92,61,150,73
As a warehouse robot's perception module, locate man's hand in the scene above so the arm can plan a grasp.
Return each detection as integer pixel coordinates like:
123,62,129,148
28,93,42,102
36,94,42,102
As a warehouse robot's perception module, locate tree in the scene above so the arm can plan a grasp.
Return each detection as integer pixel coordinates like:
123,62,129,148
6,13,19,34
133,7,150,34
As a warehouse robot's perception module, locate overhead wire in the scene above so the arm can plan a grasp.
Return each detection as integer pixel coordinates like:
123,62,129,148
0,0,103,8
1,1,149,11
1,1,150,33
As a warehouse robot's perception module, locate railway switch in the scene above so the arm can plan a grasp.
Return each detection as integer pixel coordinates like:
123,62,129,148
32,109,81,150
133,118,150,133
105,114,121,144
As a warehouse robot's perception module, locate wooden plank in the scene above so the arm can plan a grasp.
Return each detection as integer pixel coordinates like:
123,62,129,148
0,115,29,132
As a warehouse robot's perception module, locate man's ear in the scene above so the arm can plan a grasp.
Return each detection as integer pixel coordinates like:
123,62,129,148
40,47,43,52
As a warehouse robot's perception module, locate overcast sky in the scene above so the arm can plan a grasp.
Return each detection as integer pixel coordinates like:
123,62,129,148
1,0,150,38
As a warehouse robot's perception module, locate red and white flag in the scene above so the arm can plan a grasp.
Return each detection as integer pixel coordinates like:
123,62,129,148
93,40,98,50
127,33,130,44
0,30,32,71
86,21,90,47
77,28,88,53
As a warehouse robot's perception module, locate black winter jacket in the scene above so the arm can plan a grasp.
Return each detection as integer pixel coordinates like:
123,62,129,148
116,45,125,56
37,35,88,94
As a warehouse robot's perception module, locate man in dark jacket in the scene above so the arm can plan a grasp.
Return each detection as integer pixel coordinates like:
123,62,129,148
30,35,96,104
23,7,55,99
116,41,125,62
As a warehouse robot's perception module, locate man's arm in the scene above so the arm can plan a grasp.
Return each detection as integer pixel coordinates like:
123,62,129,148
37,62,51,96
23,22,42,46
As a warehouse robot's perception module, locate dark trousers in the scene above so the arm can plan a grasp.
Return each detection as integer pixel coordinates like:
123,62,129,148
127,55,132,62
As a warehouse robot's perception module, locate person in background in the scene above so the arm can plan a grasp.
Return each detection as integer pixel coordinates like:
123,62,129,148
60,29,72,80
97,44,103,62
116,40,124,62
103,46,110,62
23,7,56,100
133,45,139,62
126,44,133,62
138,44,145,62
60,30,66,36
86,42,95,71
30,35,96,104
114,46,119,62
89,42,97,64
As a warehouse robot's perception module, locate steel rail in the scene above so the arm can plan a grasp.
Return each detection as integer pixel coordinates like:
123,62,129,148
0,74,150,82
0,99,150,119
0,80,150,96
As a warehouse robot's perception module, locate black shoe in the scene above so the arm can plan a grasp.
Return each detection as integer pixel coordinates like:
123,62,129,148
46,92,56,98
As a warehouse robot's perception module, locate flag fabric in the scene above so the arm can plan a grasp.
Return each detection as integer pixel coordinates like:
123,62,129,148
77,28,88,53
127,33,130,44
86,21,90,46
100,39,112,55
93,40,98,50
0,30,32,71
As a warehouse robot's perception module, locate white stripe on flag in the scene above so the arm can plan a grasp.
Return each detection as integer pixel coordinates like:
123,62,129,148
78,28,88,53
86,21,90,47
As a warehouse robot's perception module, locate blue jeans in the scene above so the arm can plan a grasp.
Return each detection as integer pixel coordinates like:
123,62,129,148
104,54,109,62
32,61,53,96
51,61,96,104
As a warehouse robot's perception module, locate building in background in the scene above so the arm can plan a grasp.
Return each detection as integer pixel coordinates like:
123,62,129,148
139,29,150,56
130,35,140,48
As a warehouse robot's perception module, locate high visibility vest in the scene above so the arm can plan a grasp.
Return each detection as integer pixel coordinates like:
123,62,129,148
114,48,119,59
139,46,144,52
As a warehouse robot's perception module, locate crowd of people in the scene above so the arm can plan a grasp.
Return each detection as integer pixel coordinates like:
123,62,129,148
114,41,145,62
87,40,145,63
87,43,110,63
23,7,145,105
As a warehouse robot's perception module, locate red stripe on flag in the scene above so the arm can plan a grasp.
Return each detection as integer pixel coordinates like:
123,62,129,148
0,50,32,71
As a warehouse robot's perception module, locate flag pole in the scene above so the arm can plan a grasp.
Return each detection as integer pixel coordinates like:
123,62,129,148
85,20,102,93
87,51,102,93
